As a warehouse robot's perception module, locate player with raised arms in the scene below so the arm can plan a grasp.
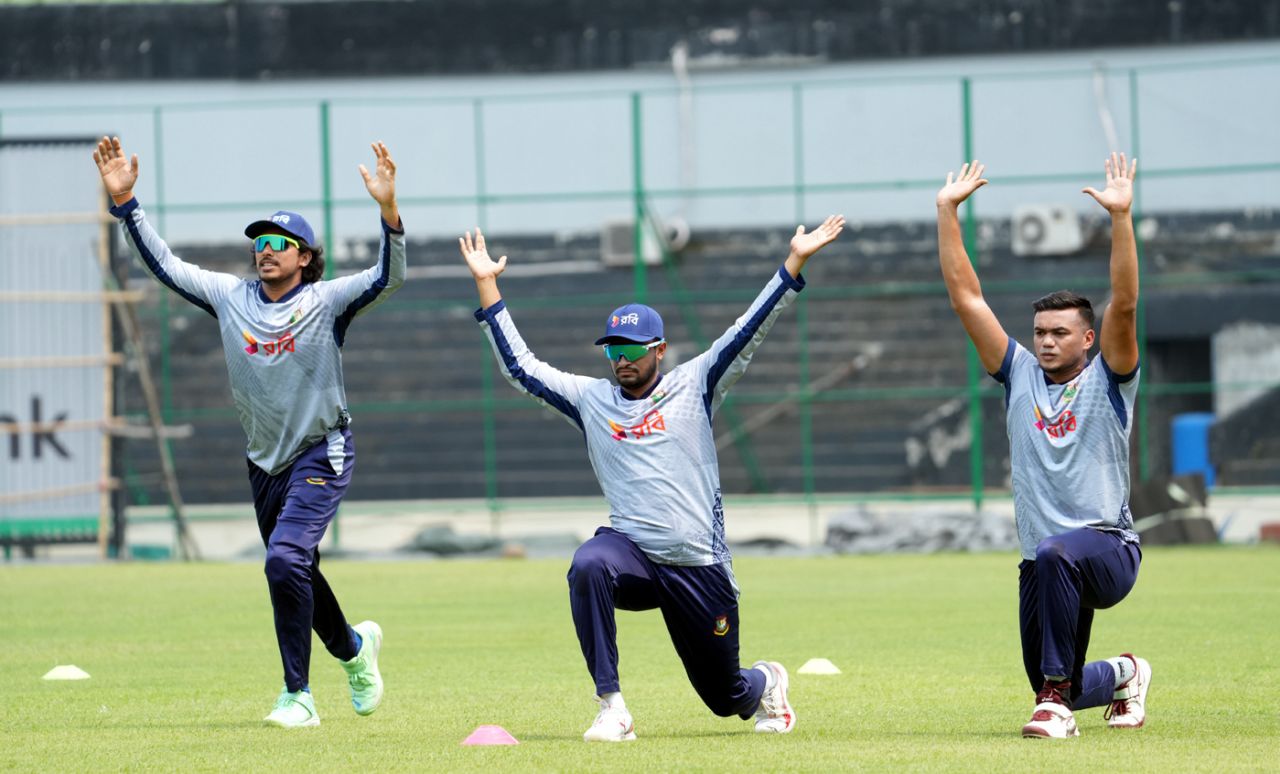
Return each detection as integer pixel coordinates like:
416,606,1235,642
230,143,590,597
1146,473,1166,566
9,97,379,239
935,153,1152,738
93,136,405,728
460,215,844,741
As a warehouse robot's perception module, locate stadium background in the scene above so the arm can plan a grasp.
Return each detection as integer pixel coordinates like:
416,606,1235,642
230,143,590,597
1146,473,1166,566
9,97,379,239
2,1,1278,559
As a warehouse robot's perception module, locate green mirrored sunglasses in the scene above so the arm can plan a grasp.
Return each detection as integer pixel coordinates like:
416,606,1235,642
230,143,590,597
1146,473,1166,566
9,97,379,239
602,340,663,362
253,234,300,252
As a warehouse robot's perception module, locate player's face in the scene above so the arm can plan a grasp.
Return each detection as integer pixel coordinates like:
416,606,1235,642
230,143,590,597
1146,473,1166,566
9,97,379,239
610,341,665,394
253,231,311,285
1033,308,1094,380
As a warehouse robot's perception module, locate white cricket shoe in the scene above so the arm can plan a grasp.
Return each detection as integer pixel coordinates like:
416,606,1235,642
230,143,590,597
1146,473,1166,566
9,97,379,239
583,697,636,742
1106,654,1151,729
1022,682,1078,739
1022,701,1079,738
752,661,796,734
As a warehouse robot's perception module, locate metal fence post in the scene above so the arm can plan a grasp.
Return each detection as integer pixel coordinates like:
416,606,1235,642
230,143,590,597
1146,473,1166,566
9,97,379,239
473,98,489,230
630,92,647,303
961,77,986,511
1129,67,1151,482
319,101,334,280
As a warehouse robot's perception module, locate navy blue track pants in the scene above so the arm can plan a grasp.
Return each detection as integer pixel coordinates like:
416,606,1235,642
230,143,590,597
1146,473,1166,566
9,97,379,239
1018,527,1142,709
249,428,358,693
567,527,766,719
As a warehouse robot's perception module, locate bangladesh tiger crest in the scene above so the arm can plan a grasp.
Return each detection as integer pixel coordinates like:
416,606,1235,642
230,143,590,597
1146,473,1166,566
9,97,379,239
713,615,730,636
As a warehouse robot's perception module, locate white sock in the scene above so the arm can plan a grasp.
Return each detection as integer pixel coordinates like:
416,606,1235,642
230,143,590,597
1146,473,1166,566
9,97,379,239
1107,656,1137,688
600,691,626,710
754,663,776,691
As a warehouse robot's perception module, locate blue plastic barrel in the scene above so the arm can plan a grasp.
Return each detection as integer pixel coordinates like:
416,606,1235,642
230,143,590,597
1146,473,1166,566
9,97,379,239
1171,412,1216,488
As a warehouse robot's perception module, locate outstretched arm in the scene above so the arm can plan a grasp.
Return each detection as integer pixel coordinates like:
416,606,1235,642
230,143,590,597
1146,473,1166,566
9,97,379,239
465,229,593,429
784,214,845,278
936,161,1010,374
93,136,236,315
1084,152,1139,375
93,136,139,206
690,216,842,415
459,228,508,309
360,141,401,229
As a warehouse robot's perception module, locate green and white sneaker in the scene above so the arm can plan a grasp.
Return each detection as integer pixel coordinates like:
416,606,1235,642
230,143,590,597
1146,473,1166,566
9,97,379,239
342,620,384,716
264,688,320,728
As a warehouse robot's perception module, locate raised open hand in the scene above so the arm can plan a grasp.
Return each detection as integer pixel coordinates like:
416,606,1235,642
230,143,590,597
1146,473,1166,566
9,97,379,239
92,136,139,203
458,228,507,281
1082,152,1136,214
937,161,988,208
790,214,846,261
359,142,397,207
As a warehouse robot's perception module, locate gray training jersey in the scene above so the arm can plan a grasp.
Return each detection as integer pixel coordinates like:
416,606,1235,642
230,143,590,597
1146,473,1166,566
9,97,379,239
993,336,1141,560
476,268,805,566
112,198,406,475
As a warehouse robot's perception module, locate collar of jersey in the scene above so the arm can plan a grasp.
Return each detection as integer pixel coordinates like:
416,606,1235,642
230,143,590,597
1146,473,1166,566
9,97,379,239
1042,356,1091,387
257,281,308,305
619,373,664,402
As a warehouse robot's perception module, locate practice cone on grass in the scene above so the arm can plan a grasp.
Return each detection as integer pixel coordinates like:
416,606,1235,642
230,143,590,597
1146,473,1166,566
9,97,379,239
43,665,91,680
462,725,519,745
797,658,841,675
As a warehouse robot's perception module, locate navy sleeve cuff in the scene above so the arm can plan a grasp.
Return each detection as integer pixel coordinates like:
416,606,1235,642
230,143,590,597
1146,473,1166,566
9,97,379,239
109,197,140,218
382,216,405,235
990,336,1016,382
777,266,806,291
474,298,507,322
1100,355,1140,384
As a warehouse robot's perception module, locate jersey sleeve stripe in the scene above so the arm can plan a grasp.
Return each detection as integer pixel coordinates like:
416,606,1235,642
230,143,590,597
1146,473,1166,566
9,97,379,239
1098,356,1136,428
113,198,217,319
332,219,397,347
702,268,798,415
992,335,1017,408
477,302,585,431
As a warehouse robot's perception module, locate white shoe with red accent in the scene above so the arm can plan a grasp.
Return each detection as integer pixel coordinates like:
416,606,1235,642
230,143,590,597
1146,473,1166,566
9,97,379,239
752,661,796,734
583,697,636,742
1022,701,1079,738
1106,654,1151,729
1022,682,1078,739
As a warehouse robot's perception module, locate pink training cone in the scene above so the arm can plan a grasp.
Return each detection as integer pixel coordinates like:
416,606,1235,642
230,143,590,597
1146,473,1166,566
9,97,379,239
461,725,519,746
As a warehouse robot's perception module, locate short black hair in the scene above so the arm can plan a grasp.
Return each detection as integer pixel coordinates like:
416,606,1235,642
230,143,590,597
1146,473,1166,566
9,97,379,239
249,242,325,284
1032,290,1094,328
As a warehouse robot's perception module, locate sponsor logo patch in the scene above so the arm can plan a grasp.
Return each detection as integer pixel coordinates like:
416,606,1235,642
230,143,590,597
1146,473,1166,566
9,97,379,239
242,330,297,357
1034,405,1079,438
607,408,666,440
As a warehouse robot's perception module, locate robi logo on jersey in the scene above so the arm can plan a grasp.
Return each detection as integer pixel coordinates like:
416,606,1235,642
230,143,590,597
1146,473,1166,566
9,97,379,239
1036,408,1079,438
242,330,297,357
607,408,666,440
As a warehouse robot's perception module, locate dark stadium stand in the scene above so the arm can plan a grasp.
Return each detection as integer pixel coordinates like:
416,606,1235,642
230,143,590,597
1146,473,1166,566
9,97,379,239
115,208,1280,504
5,0,1278,81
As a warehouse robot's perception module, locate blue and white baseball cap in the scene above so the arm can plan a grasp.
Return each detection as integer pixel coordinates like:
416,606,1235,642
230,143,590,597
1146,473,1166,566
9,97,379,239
244,210,317,246
594,303,665,344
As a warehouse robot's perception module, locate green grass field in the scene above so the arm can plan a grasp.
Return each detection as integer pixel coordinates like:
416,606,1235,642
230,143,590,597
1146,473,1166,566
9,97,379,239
2,546,1277,772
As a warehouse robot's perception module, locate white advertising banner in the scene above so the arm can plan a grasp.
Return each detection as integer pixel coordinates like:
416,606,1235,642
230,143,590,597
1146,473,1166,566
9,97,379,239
0,139,109,530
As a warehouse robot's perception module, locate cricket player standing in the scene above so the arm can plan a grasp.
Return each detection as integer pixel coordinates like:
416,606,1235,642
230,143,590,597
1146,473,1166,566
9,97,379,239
94,136,404,728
